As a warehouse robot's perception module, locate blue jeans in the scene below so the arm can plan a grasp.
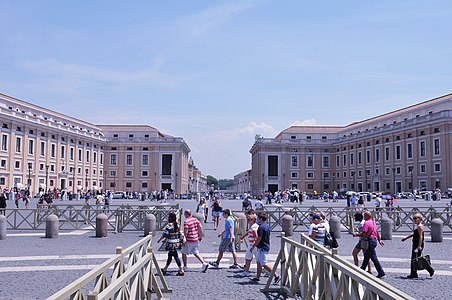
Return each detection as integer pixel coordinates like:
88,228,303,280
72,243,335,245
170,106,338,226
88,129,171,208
360,238,385,276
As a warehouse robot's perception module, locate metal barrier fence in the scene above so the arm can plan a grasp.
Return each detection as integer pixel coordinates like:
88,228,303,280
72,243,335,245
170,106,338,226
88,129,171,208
4,204,181,232
47,234,170,300
255,205,451,233
262,233,414,300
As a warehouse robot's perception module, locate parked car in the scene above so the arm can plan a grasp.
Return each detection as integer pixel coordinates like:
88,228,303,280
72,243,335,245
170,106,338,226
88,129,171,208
112,191,125,199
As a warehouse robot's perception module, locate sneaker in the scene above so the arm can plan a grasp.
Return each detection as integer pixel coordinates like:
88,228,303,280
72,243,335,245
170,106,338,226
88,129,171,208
209,261,219,268
251,277,260,282
201,263,209,273
376,273,386,279
161,268,167,276
229,263,240,269
239,271,250,277
176,271,185,276
183,266,190,272
406,275,418,279
274,275,281,284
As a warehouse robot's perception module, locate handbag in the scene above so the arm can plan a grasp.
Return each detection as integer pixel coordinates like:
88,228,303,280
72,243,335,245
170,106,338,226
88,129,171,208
158,239,167,252
413,255,431,271
324,232,339,249
360,239,369,250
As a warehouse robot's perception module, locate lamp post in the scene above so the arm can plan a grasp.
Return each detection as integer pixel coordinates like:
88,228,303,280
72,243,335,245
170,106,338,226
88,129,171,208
85,169,88,192
175,172,178,196
45,165,49,194
392,167,396,194
27,162,32,194
113,172,116,192
409,166,413,195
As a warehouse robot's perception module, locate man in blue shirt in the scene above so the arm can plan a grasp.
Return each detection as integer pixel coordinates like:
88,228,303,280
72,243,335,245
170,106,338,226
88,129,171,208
209,209,239,268
250,212,280,284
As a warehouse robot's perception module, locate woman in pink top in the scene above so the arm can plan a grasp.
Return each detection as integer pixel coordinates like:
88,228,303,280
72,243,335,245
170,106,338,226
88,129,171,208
357,211,386,278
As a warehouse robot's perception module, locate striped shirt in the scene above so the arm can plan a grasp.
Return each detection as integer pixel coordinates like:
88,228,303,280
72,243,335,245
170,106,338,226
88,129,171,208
247,223,259,244
184,216,201,242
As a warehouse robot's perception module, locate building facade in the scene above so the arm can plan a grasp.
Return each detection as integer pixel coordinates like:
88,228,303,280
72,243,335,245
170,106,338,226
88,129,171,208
0,93,193,195
233,169,251,194
250,94,452,196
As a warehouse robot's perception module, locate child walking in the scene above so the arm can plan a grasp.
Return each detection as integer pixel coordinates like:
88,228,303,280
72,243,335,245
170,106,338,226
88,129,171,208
158,212,185,276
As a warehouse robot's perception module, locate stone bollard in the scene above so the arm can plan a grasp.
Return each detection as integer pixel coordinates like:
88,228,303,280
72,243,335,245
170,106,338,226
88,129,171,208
380,217,393,240
431,218,443,242
234,212,247,236
329,216,341,239
0,215,6,240
281,214,293,237
193,213,205,236
96,213,108,237
144,213,156,236
45,214,59,238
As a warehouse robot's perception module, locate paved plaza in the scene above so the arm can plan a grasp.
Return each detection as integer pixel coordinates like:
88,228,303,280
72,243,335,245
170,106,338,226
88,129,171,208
0,197,451,299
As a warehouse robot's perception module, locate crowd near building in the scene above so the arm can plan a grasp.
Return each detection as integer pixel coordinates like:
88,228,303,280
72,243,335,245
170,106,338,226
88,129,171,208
249,93,452,196
0,93,206,197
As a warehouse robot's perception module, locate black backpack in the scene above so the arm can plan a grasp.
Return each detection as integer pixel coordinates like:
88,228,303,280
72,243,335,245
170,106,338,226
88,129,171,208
243,198,251,208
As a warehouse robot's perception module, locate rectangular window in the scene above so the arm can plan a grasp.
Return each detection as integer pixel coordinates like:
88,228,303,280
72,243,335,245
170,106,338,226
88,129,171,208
407,144,413,159
307,172,314,178
385,147,390,161
268,155,278,176
366,150,370,163
15,137,21,153
100,153,103,164
343,154,346,166
350,153,354,166
78,149,82,162
142,154,149,166
375,149,380,162
434,139,440,155
28,140,34,154
86,150,90,163
162,154,172,175
336,155,339,167
142,170,149,177
358,152,362,165
322,156,329,168
126,154,132,165
110,154,117,165
307,155,313,168
396,145,401,160
126,182,132,188
1,135,7,151
434,163,440,172
291,156,298,167
142,182,148,188
61,145,65,159
291,172,298,179
126,170,133,176
51,144,56,157
420,164,426,173
93,152,97,163
70,147,74,160
40,142,45,156
15,161,20,169
1,159,6,168
420,141,426,157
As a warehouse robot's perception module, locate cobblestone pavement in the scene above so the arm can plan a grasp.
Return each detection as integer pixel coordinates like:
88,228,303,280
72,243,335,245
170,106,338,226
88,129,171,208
0,197,450,299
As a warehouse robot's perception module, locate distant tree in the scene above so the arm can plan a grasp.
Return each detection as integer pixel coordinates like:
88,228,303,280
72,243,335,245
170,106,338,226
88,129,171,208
207,175,218,189
219,179,234,190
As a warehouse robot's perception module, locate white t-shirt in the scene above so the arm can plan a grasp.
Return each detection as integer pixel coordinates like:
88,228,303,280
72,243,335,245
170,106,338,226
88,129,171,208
255,200,264,210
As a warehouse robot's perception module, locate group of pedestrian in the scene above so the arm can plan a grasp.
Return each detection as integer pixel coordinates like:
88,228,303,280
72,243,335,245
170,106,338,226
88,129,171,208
158,205,280,285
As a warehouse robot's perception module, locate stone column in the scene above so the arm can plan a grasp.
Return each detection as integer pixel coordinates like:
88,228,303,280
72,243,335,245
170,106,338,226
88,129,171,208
45,214,59,238
96,213,108,237
0,215,6,240
281,214,293,237
431,218,443,242
329,216,341,239
380,217,392,240
144,213,156,236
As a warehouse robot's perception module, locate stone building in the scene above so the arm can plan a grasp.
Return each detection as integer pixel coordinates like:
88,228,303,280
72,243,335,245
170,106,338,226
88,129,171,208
250,93,452,196
0,93,193,195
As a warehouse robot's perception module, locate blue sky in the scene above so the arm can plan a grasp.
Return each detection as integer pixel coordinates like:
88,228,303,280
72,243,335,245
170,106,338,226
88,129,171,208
1,0,451,179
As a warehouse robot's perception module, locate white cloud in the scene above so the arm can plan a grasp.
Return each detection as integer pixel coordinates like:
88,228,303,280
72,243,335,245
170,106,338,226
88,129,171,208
291,119,318,126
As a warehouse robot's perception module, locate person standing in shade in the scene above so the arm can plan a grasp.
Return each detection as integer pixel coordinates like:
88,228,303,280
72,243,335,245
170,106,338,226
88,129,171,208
0,190,6,215
402,213,434,278
357,211,386,278
250,212,280,284
308,214,326,246
209,209,239,269
181,209,209,273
